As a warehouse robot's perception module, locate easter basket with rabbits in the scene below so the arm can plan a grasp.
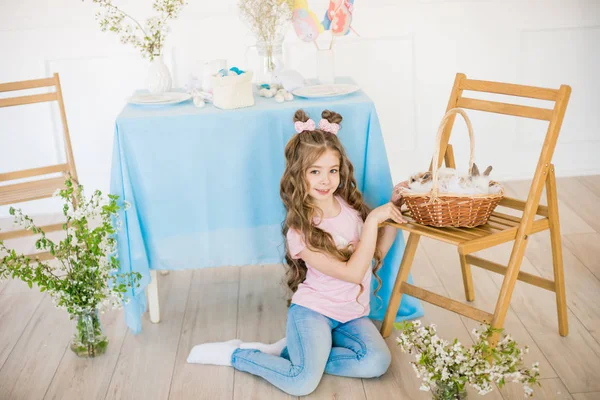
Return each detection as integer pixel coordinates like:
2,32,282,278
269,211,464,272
395,108,504,228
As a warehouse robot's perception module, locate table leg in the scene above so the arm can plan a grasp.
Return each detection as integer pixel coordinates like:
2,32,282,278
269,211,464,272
147,270,161,323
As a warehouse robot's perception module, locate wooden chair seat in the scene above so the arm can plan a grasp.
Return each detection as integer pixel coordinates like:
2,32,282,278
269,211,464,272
389,199,550,254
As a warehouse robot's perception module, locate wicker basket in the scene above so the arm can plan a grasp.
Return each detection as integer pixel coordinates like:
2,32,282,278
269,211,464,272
212,71,255,110
397,108,504,228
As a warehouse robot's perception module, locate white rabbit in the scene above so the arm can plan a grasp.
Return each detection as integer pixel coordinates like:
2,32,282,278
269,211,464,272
441,175,467,193
437,167,458,179
408,171,433,193
406,164,493,195
408,168,462,193
438,164,493,194
436,167,458,193
460,164,493,194
468,163,492,194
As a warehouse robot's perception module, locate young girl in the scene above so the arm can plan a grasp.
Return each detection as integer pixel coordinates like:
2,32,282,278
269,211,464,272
187,109,406,396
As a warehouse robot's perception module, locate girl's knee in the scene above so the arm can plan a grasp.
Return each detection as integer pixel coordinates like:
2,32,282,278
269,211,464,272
288,381,319,397
361,346,392,378
285,369,323,396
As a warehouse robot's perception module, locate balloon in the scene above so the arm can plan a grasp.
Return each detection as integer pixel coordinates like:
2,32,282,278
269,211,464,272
322,0,354,36
292,0,325,42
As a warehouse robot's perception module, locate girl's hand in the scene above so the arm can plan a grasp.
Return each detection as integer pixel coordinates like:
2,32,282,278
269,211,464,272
391,180,409,206
367,202,406,225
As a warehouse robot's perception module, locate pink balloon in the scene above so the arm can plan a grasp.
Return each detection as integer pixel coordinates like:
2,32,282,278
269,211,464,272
328,0,353,36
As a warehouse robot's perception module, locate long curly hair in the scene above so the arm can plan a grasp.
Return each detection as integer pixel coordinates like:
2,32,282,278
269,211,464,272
280,109,383,305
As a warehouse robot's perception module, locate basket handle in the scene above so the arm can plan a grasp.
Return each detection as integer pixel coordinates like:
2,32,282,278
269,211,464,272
430,108,475,199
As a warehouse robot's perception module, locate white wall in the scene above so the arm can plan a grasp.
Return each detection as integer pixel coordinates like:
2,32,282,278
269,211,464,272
1,0,599,217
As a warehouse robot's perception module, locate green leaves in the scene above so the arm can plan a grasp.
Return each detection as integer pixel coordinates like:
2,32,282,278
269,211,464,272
396,320,541,397
0,177,141,319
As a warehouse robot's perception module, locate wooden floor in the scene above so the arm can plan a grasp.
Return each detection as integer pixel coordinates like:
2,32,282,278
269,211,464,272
1,176,600,400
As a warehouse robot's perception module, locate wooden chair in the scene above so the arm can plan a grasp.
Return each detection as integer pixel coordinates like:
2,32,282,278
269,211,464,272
0,73,78,260
380,73,571,343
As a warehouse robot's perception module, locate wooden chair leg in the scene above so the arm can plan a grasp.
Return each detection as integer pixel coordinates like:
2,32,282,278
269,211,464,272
147,270,161,323
459,253,475,302
489,236,529,346
546,165,568,336
381,233,421,338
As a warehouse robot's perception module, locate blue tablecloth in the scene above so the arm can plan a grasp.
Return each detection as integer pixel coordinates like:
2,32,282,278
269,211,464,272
111,84,424,334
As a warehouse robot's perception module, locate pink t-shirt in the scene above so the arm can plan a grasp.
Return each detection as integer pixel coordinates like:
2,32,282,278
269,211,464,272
286,196,371,323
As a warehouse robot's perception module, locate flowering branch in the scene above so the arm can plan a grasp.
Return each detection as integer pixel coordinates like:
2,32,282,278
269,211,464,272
0,178,141,317
395,320,541,398
86,0,186,61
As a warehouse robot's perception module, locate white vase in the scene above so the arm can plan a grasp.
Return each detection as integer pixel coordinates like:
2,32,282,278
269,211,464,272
316,49,335,85
146,55,172,94
255,39,285,86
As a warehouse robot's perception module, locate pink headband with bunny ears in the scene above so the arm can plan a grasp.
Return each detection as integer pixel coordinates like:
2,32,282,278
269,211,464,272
294,118,340,135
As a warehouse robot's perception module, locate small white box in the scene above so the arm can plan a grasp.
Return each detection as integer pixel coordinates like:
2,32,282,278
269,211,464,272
212,72,255,110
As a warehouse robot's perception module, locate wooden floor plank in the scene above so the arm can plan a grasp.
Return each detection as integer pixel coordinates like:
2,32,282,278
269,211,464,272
0,288,45,370
232,264,298,400
578,175,600,198
43,309,128,400
572,392,600,400
500,377,572,400
477,242,600,393
420,238,558,380
104,270,192,400
0,295,72,400
409,245,445,289
563,233,600,282
169,266,240,400
525,231,600,344
555,177,600,233
366,287,504,400
502,181,595,235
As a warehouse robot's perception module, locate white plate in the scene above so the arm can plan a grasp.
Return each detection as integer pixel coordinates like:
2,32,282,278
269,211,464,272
292,84,360,99
128,92,192,105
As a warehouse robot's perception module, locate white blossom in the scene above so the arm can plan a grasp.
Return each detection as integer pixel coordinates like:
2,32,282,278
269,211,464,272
90,0,186,61
395,320,540,398
1,178,141,322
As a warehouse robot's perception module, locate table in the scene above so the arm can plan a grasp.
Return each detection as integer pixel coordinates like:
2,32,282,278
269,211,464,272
111,83,424,334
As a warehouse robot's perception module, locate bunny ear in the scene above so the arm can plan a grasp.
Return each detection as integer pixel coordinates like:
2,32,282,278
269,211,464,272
422,171,432,182
483,166,493,176
470,163,480,176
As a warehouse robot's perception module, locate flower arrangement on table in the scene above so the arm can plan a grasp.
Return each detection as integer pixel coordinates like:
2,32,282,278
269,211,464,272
89,0,186,61
395,320,540,399
84,0,187,93
238,0,295,75
0,178,141,358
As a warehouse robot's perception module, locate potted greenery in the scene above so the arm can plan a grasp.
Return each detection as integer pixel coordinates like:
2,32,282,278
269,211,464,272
0,178,140,358
395,320,540,399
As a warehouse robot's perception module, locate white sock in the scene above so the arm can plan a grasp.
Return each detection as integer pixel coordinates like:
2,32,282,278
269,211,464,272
239,337,287,356
186,339,242,366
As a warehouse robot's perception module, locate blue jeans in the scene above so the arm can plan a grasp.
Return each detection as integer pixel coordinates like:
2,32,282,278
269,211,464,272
231,304,392,396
